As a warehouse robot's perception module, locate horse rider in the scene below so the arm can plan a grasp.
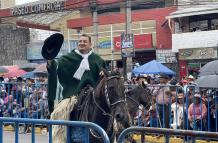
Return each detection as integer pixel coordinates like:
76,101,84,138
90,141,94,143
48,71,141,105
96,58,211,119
45,33,106,112
42,33,106,142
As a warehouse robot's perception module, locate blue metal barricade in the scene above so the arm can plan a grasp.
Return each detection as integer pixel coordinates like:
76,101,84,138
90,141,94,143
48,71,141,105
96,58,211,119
117,126,218,143
0,117,110,143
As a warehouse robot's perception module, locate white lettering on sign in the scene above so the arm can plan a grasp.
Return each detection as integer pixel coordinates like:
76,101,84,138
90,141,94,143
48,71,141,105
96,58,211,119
11,1,65,16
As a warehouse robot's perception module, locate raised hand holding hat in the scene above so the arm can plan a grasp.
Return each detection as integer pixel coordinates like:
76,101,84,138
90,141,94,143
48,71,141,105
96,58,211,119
41,33,64,60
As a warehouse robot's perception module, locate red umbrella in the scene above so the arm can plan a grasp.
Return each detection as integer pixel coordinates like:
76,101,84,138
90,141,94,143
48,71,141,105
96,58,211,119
4,65,27,78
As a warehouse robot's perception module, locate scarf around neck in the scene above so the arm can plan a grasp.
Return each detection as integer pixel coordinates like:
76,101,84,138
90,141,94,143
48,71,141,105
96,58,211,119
73,49,93,80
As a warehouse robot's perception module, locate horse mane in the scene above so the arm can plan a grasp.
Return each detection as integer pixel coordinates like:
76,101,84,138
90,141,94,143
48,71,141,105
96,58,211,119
74,85,94,121
94,75,106,97
74,74,108,121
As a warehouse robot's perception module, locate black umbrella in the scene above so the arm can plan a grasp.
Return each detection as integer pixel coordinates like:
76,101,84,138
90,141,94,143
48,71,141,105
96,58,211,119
199,60,218,76
195,75,218,88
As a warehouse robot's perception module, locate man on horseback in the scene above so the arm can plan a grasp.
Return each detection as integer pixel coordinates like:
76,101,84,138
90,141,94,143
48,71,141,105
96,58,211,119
46,34,106,113
44,33,106,142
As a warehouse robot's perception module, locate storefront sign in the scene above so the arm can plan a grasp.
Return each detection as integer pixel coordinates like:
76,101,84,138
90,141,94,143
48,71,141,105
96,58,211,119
113,33,152,56
179,47,217,60
11,1,65,16
156,49,177,63
121,33,134,57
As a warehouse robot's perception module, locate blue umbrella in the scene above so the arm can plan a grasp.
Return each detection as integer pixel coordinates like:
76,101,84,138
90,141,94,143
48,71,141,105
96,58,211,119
21,71,47,78
132,60,175,75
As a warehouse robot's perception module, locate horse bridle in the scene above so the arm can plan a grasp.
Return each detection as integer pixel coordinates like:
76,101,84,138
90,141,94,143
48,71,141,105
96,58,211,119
93,75,126,117
91,75,125,140
105,76,126,108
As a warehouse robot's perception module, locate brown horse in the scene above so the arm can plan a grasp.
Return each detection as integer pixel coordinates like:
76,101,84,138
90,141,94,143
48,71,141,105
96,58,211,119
70,69,130,143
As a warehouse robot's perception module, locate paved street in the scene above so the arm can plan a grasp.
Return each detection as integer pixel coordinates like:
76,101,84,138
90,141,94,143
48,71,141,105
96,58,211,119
3,131,48,143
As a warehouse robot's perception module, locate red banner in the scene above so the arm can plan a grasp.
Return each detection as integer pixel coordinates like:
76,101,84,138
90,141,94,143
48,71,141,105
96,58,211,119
113,34,152,51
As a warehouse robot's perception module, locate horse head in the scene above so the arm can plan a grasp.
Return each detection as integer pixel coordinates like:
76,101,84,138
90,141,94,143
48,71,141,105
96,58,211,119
125,84,152,118
94,69,131,135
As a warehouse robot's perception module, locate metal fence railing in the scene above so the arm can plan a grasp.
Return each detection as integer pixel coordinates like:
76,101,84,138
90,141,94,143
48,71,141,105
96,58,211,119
125,84,218,133
117,126,218,143
0,117,110,143
1,82,218,141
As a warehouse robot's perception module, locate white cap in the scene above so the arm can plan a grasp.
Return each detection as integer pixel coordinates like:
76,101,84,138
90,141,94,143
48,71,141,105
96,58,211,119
188,75,194,79
194,93,201,98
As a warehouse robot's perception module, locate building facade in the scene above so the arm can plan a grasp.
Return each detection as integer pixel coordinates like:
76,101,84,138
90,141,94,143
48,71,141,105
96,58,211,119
167,1,218,78
0,0,177,74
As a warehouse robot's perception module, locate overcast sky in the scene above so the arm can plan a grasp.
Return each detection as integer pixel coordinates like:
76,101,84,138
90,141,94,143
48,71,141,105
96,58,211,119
16,0,38,5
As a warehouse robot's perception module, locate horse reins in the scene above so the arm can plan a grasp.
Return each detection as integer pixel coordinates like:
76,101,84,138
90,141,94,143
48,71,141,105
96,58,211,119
90,75,125,141
126,95,141,108
105,76,125,107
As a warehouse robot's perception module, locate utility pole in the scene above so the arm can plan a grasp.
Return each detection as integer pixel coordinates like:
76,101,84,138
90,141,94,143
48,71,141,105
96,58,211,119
123,0,132,80
91,0,98,53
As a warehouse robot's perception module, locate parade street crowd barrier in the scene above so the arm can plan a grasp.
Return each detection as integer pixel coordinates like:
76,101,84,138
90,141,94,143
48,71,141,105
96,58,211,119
0,117,110,143
117,126,218,143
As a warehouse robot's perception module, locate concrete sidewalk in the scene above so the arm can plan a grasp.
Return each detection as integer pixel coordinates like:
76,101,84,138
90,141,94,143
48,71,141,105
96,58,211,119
3,131,48,143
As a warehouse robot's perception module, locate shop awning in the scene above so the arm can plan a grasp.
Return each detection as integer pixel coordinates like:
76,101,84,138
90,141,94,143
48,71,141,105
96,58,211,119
166,5,218,19
17,10,78,25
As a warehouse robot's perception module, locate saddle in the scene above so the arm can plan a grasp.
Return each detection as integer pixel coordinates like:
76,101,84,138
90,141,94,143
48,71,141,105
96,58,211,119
70,85,94,121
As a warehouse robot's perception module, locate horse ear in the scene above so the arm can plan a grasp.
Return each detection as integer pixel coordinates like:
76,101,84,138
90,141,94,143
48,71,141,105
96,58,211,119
101,68,110,77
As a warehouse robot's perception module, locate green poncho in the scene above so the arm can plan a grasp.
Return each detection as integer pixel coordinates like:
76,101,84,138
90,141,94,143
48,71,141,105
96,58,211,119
47,50,106,112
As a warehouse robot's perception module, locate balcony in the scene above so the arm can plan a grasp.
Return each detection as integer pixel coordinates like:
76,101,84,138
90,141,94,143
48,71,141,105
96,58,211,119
172,30,218,52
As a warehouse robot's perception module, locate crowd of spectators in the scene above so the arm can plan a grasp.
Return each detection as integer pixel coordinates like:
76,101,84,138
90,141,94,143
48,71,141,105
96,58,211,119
0,76,49,121
0,73,218,134
128,73,218,132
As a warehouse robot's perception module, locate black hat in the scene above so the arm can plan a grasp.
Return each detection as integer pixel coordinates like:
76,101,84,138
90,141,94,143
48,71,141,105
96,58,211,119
17,77,23,82
41,33,64,60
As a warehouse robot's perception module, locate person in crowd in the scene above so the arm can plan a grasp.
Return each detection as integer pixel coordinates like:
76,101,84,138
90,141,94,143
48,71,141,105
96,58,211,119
39,91,49,119
29,89,42,119
131,75,137,84
0,77,4,83
210,92,218,132
0,77,5,90
180,79,188,87
171,90,186,129
136,75,148,87
183,75,195,95
0,91,5,117
187,75,195,84
25,78,34,94
4,95,17,117
155,73,171,129
188,93,207,131
12,77,24,105
169,77,178,103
